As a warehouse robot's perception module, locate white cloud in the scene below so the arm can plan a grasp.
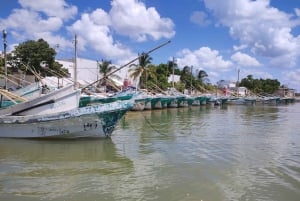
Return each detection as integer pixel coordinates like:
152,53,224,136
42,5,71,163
176,47,233,72
109,0,175,42
68,9,135,62
231,52,261,67
190,11,210,26
0,0,77,50
295,8,300,17
233,44,247,51
203,0,300,68
1,9,62,36
19,0,77,20
0,0,176,65
282,69,300,89
240,69,273,80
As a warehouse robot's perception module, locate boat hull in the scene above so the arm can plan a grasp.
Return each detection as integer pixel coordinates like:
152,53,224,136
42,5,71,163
0,100,133,138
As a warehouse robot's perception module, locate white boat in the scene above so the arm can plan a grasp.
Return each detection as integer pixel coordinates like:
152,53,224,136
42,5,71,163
12,82,42,100
0,84,80,116
227,96,256,105
0,99,134,138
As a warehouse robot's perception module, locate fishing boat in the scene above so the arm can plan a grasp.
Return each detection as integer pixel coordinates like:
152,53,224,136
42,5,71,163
0,84,80,116
206,95,228,106
0,99,134,138
227,96,256,105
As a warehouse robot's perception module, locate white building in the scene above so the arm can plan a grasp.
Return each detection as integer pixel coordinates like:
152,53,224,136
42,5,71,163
217,80,236,89
168,74,180,84
56,58,130,87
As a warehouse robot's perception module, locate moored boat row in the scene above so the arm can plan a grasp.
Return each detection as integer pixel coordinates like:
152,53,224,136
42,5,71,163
0,80,297,139
115,88,297,111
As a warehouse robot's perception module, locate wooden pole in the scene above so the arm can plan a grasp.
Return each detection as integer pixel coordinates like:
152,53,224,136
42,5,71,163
0,30,7,108
74,34,78,89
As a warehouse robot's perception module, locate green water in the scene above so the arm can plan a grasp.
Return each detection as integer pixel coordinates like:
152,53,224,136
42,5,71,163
1,104,300,201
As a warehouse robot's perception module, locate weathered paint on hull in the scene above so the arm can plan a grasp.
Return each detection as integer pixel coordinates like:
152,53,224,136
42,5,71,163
0,100,133,138
131,100,145,111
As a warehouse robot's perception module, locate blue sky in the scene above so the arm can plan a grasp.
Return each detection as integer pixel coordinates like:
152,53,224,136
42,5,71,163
1,0,300,91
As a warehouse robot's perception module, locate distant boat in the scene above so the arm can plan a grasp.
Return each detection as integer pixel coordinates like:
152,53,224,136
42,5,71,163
256,96,280,105
0,99,134,138
227,96,256,105
206,95,228,106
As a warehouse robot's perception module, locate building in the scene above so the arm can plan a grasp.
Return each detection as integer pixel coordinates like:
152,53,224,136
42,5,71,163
275,86,295,97
167,74,180,84
217,80,236,89
56,58,130,88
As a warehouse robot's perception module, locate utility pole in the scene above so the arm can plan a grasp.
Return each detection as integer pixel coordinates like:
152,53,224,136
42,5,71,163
190,65,193,95
74,34,78,88
3,30,7,90
237,68,240,96
0,30,7,108
172,57,175,88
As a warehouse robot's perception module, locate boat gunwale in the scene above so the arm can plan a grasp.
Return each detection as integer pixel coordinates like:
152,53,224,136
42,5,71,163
0,100,134,124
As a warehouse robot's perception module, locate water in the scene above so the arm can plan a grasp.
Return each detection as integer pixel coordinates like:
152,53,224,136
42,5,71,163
0,103,300,201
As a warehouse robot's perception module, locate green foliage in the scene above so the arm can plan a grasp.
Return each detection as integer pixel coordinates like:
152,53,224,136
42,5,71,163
129,52,153,89
174,81,186,92
155,63,169,90
98,60,117,77
240,75,281,94
179,66,193,91
143,62,212,93
9,38,68,77
204,84,216,92
51,61,69,78
97,60,120,90
0,57,3,74
0,57,3,68
167,60,180,75
197,70,209,83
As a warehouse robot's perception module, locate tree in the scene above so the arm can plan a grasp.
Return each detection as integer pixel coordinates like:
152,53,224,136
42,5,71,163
155,63,169,90
129,52,152,89
180,66,193,90
98,60,120,92
9,39,68,78
240,75,280,94
145,64,158,90
197,70,208,83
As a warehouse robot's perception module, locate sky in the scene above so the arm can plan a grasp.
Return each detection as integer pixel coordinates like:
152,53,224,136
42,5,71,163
1,0,300,91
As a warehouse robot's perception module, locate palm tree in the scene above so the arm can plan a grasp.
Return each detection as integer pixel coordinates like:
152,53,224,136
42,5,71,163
98,60,120,92
197,70,208,84
129,53,152,89
145,64,158,90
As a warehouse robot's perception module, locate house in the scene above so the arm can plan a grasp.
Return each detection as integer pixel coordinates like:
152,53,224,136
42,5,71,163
217,80,236,89
168,74,180,84
275,86,295,97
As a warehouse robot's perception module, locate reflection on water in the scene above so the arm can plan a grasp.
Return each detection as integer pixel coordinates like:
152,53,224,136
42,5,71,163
0,139,133,201
1,104,300,201
113,105,300,201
